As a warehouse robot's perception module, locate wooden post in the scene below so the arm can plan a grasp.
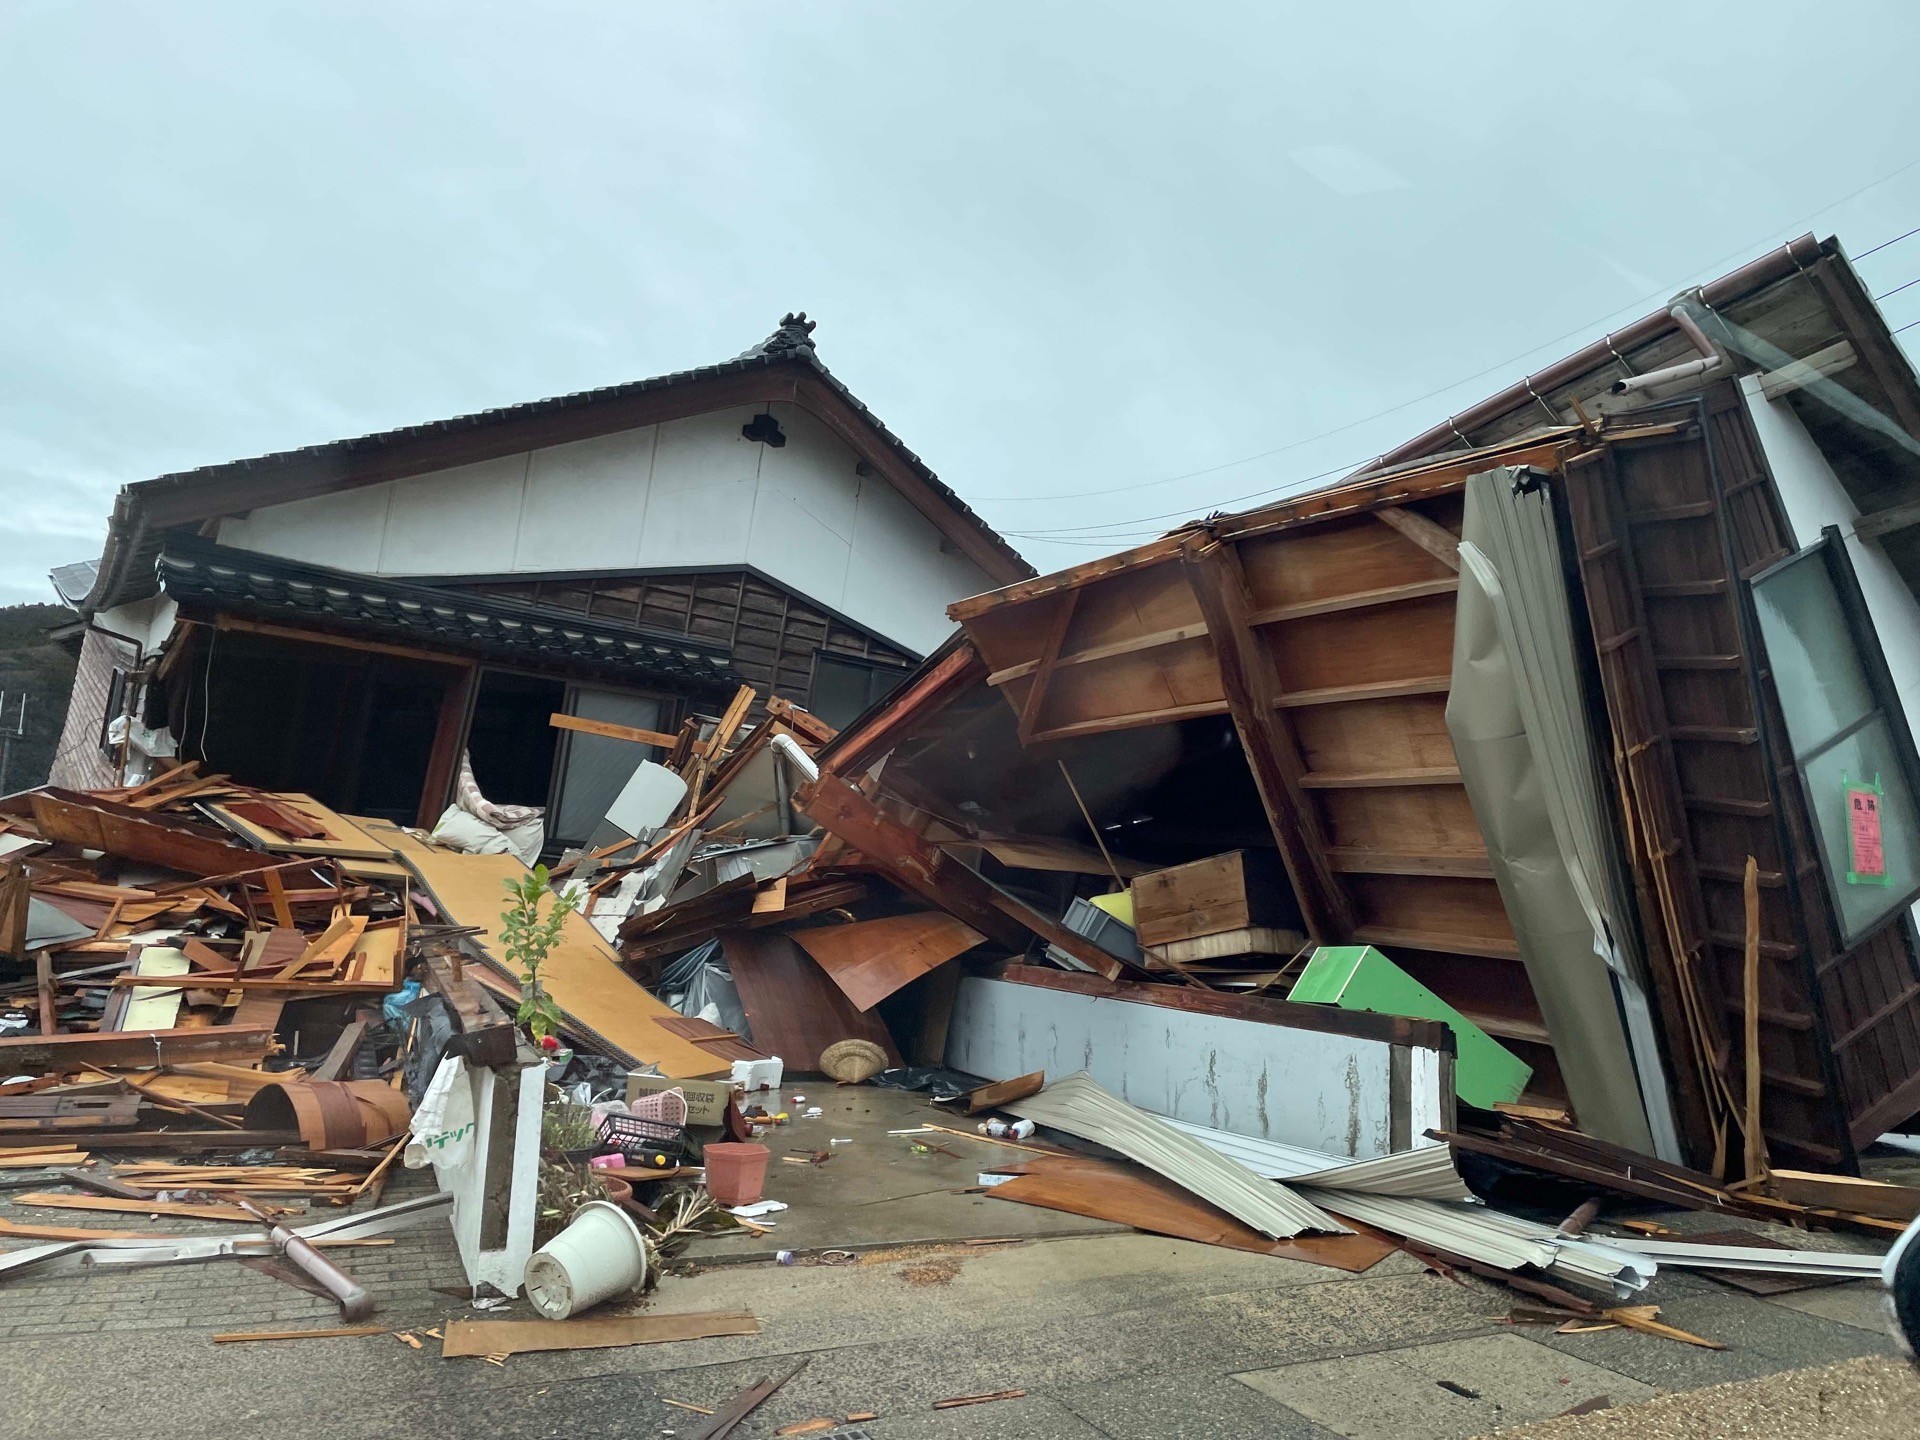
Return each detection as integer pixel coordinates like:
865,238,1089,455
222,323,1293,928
1743,855,1768,1183
1180,537,1352,942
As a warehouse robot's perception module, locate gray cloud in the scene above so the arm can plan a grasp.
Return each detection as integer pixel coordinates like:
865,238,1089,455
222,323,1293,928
3,1,1918,606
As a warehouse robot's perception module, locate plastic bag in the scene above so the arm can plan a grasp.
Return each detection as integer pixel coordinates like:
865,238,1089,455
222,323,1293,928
405,1055,477,1173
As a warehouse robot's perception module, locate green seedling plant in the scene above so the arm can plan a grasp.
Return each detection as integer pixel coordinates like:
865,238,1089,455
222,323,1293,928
501,865,580,1046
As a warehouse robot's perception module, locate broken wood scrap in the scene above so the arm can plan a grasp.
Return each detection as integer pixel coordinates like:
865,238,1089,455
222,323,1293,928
724,930,901,1071
686,1355,809,1440
795,772,1142,979
9,1192,284,1222
932,1389,1027,1410
787,911,985,1011
212,1325,386,1343
959,1070,1045,1114
441,1311,761,1358
988,1153,1394,1271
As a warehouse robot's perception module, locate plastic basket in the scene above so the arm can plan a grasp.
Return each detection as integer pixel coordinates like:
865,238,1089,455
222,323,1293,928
596,1112,690,1168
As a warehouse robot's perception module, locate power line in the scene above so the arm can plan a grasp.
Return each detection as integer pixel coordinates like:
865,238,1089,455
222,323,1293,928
1896,317,1920,336
1000,458,1367,538
1874,274,1920,302
1856,224,1920,260
972,156,1920,512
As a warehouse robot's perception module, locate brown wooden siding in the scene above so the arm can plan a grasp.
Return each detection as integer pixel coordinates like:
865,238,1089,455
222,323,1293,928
1564,384,1920,1170
457,570,915,714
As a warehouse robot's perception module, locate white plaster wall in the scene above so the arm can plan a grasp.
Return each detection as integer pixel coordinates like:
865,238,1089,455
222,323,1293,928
1743,376,1920,930
1741,378,1920,738
213,402,997,655
97,594,180,655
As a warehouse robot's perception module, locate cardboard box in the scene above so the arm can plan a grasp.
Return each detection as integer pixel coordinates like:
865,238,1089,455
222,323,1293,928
626,1071,741,1126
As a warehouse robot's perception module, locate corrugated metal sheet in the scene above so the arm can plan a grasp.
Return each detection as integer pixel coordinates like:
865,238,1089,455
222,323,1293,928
1005,1072,1350,1239
1163,1117,1472,1201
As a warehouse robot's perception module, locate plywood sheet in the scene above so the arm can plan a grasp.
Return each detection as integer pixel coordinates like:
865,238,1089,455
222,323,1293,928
723,930,901,1071
789,912,986,1011
204,794,398,861
991,1154,1393,1271
371,822,726,1078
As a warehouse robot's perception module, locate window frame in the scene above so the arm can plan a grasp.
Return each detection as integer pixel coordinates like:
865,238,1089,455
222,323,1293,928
807,651,913,731
1751,525,1920,948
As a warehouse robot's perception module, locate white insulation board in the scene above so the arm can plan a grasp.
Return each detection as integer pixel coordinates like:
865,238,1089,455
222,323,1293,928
945,977,1403,1159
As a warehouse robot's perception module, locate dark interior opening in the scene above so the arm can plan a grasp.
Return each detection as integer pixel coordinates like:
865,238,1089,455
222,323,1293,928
466,670,566,809
181,628,454,826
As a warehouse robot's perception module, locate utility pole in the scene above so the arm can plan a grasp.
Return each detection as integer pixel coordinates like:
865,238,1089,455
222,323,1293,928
0,692,23,795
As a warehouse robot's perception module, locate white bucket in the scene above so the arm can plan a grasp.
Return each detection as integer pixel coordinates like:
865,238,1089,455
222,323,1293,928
523,1200,648,1319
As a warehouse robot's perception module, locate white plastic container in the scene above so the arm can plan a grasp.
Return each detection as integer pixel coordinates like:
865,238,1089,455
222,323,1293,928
522,1200,648,1319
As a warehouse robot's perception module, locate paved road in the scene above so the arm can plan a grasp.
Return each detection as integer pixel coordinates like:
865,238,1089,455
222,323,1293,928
0,1199,1903,1440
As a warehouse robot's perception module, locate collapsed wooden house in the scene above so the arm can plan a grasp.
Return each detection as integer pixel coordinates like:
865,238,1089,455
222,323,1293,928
802,234,1920,1179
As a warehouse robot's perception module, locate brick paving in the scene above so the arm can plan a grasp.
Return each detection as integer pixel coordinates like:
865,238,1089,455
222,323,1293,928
0,1170,472,1339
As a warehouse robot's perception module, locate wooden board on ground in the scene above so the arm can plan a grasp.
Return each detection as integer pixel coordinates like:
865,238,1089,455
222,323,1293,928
788,912,986,1011
371,822,727,1078
1766,1169,1920,1224
441,1311,759,1357
723,930,902,1072
988,1153,1395,1271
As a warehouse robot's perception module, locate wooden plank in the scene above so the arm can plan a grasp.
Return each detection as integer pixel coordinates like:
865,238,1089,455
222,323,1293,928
371,821,727,1078
788,912,986,1011
11,1192,267,1223
989,1152,1395,1270
28,790,262,877
1856,497,1920,543
1301,766,1462,789
1325,848,1493,879
1765,1169,1920,1223
214,1326,387,1343
818,640,986,778
1757,339,1856,401
1373,506,1461,571
1249,575,1460,626
441,1311,760,1358
1350,923,1521,963
204,794,399,862
1181,538,1352,942
962,1070,1046,1114
547,712,678,749
986,621,1210,687
1272,675,1452,709
0,1027,274,1071
723,931,901,1070
1015,591,1079,745
998,964,1452,1050
795,773,1138,980
1023,698,1231,744
212,613,475,670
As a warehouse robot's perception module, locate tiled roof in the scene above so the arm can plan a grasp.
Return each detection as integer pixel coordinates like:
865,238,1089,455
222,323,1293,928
62,313,1030,617
157,535,736,689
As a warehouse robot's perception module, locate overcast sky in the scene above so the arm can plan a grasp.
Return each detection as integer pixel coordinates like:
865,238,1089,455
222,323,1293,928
5,2,1919,605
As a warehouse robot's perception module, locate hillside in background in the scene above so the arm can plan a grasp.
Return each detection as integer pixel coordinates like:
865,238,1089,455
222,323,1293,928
0,603,76,790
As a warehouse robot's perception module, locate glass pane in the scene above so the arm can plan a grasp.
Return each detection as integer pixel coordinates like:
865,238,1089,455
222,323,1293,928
1752,549,1875,756
552,689,663,842
1801,715,1920,944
